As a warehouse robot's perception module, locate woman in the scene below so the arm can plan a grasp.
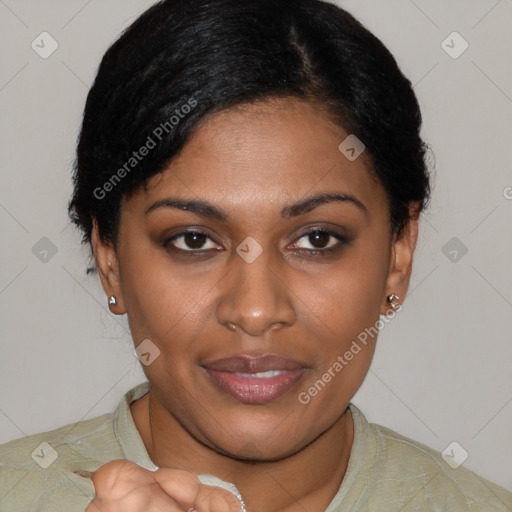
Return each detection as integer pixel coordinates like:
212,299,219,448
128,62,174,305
1,0,510,510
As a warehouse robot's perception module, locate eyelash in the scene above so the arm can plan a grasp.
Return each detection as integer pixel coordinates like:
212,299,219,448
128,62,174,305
163,228,349,257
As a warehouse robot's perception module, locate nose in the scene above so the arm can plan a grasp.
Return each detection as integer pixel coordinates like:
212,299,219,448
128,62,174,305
215,247,296,337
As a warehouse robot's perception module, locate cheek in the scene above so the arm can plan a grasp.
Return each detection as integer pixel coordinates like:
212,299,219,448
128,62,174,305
303,238,390,343
294,256,387,431
119,245,191,341
293,232,390,409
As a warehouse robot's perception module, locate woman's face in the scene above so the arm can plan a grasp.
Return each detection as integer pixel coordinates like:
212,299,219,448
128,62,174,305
94,98,417,460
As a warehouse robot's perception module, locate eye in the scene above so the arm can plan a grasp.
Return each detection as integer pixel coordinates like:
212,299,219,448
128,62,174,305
163,228,348,256
290,229,348,254
164,230,220,252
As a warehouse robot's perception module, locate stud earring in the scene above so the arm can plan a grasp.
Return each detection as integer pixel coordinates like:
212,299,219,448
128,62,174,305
386,293,400,311
108,296,118,307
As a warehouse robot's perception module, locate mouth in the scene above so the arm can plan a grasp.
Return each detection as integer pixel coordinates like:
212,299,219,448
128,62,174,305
202,354,309,404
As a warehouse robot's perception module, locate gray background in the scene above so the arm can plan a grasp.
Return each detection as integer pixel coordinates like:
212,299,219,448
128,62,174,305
1,0,511,492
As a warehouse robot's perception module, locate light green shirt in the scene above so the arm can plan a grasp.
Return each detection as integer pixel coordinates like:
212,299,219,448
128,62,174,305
1,382,510,511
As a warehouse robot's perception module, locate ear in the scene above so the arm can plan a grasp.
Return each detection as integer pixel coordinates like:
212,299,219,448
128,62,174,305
380,203,420,315
91,219,126,315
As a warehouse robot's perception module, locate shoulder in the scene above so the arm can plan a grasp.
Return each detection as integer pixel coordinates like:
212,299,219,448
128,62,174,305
367,416,512,510
0,382,151,511
0,411,118,511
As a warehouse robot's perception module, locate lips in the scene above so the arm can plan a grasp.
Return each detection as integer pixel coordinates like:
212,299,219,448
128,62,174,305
202,355,308,404
204,354,304,373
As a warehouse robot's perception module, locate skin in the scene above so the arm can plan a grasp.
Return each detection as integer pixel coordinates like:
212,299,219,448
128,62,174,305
86,460,243,511
91,97,419,512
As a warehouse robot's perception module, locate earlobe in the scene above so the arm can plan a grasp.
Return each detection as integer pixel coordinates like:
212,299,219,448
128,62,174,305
91,219,126,314
381,205,420,315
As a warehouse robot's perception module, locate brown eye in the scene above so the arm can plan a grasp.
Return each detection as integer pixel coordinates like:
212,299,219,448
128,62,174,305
308,230,331,249
292,229,347,253
164,230,219,252
183,232,208,249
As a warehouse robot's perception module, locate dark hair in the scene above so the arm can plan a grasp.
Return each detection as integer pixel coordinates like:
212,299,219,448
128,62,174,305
68,0,430,264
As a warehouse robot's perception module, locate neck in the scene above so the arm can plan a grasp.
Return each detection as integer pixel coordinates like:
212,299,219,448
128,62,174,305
131,391,354,512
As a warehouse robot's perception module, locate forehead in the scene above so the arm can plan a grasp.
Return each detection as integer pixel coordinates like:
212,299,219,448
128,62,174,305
127,98,386,220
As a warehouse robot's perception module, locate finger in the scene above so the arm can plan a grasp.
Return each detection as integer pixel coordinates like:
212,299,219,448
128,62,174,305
153,468,202,506
195,484,245,512
90,483,186,512
155,469,243,512
90,460,156,501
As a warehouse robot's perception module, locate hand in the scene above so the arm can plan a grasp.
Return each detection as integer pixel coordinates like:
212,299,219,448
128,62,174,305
85,460,243,512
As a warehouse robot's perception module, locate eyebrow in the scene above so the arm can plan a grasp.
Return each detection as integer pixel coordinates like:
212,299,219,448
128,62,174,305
145,192,367,221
